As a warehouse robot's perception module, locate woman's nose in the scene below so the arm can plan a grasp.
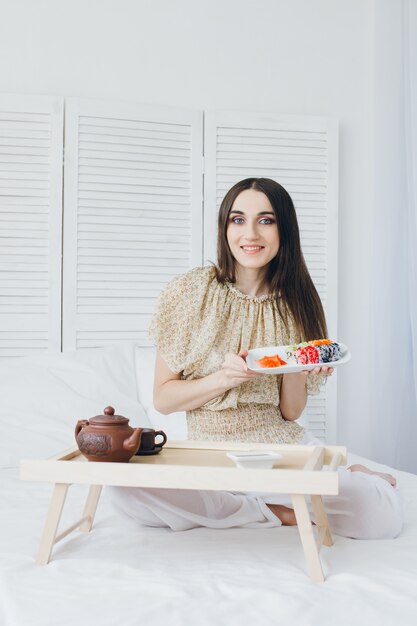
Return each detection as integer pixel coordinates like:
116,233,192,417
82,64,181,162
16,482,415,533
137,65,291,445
243,221,259,239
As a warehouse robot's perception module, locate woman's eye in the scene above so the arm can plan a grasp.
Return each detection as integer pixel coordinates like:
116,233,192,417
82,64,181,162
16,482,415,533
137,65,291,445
229,216,275,225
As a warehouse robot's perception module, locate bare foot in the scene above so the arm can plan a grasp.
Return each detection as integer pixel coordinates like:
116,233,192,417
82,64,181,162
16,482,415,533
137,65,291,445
267,504,297,525
348,463,397,487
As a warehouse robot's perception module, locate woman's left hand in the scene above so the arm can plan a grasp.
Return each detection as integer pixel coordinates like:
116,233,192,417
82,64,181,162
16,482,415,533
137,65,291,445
300,365,334,377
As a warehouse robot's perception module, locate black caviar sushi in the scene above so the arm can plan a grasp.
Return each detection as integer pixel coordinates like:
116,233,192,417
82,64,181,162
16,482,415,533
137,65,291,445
317,342,341,362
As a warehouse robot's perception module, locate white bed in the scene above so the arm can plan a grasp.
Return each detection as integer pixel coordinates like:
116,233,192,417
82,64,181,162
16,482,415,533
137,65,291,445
1,343,416,626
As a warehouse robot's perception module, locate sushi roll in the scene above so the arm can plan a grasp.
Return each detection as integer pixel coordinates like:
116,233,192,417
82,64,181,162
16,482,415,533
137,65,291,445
316,344,331,362
294,344,319,364
285,344,299,362
316,342,341,363
294,347,308,364
327,342,341,362
305,345,319,364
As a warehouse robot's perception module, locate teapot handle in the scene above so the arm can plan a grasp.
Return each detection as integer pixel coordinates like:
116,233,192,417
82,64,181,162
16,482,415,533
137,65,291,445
75,419,89,439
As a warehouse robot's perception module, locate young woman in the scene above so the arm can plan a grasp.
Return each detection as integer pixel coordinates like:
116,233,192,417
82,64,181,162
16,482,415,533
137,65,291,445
109,178,402,538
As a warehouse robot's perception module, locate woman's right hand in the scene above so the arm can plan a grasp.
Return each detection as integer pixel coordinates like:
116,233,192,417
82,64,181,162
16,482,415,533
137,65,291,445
218,349,260,390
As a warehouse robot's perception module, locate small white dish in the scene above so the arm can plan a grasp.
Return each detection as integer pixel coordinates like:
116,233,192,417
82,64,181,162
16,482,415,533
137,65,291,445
247,342,351,375
226,451,283,469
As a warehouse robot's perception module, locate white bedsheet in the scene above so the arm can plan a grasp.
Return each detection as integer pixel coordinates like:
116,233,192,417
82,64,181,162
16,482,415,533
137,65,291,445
1,344,416,626
1,453,417,626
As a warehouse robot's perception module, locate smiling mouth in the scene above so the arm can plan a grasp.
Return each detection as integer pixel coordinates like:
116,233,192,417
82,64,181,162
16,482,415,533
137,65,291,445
240,245,265,253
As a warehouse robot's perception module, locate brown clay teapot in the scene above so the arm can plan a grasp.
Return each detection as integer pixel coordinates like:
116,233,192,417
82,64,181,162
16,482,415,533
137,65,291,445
75,406,143,462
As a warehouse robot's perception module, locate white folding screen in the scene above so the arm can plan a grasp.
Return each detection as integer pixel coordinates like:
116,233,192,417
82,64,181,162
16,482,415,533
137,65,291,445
203,111,339,441
0,94,63,356
0,96,339,441
62,99,203,350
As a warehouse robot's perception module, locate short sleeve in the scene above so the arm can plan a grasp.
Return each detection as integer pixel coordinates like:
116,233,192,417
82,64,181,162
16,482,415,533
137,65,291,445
148,266,216,375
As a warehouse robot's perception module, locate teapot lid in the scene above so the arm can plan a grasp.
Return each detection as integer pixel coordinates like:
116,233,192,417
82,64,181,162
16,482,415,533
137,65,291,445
89,406,129,425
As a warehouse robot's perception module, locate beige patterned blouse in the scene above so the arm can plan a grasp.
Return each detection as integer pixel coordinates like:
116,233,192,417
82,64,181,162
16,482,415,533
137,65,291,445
149,266,324,444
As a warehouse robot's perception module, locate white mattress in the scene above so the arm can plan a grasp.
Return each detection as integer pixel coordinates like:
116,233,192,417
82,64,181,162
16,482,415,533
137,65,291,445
1,452,417,626
1,345,416,625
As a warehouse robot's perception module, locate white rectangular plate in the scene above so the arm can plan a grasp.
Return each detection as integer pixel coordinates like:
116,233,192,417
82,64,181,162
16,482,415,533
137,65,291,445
247,342,351,375
227,450,283,469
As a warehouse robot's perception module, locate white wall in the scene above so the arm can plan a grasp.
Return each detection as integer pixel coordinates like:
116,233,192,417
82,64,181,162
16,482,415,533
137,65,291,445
0,0,374,457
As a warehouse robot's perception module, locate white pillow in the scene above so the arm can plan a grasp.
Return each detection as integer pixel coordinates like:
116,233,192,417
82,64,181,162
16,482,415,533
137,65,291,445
135,346,187,440
0,342,151,468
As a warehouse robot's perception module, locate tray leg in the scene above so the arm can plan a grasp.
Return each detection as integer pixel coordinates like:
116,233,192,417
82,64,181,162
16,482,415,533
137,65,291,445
291,494,325,583
310,494,333,547
36,483,69,565
79,485,102,532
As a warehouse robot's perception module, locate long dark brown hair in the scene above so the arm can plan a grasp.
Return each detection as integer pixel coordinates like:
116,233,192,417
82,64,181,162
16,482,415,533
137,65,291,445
215,177,328,341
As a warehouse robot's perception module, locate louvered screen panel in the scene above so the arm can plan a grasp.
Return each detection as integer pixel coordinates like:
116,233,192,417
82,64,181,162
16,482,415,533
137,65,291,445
63,99,203,350
0,94,63,357
204,111,338,442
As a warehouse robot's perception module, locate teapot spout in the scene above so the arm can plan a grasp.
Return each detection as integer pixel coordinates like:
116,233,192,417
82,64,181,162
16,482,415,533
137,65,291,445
123,428,143,454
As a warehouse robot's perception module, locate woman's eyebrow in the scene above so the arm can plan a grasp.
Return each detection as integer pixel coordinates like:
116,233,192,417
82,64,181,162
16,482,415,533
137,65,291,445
229,210,275,215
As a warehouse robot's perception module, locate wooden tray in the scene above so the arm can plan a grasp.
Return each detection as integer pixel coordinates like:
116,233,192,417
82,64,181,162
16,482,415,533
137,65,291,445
20,441,346,583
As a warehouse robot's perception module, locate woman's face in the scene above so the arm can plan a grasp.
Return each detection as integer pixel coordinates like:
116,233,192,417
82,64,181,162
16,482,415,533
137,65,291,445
226,189,280,272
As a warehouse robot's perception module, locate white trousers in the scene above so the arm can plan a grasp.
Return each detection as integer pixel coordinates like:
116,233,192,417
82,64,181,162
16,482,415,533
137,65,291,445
107,434,403,540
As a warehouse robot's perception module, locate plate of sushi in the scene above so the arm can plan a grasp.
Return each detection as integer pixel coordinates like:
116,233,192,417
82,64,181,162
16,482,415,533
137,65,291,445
246,339,351,374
